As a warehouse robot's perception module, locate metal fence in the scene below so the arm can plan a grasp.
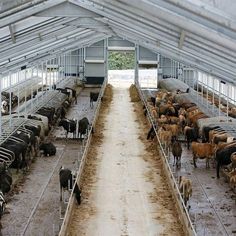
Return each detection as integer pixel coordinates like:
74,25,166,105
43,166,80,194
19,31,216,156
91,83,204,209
136,81,197,236
58,79,107,236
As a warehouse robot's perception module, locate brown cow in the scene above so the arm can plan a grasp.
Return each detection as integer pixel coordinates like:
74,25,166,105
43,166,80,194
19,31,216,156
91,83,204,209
172,140,182,167
179,176,192,207
230,152,236,170
191,142,216,168
158,127,172,151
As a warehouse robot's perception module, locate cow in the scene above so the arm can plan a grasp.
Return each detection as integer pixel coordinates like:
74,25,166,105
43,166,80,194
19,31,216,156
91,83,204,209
36,107,55,127
0,163,12,194
1,100,9,114
56,88,70,97
191,142,216,168
1,91,18,106
65,87,77,104
172,139,182,167
28,113,49,135
215,143,236,178
59,167,81,204
229,169,236,190
184,126,198,149
179,176,192,208
78,117,90,139
147,124,156,140
230,152,236,170
162,124,180,140
2,137,28,172
39,142,56,156
150,96,156,107
58,118,76,139
55,106,66,120
157,127,172,152
0,190,6,218
202,126,221,143
90,92,99,108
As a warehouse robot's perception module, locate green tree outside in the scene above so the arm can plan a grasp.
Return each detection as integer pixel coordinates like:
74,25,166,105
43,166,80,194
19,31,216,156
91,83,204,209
108,51,135,70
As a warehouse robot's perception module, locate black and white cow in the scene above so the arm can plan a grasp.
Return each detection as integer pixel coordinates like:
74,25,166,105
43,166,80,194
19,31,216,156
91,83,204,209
58,118,76,138
55,106,66,120
0,163,12,194
0,191,6,218
90,92,99,108
59,167,81,204
37,107,55,124
65,87,77,104
39,142,56,156
78,117,90,139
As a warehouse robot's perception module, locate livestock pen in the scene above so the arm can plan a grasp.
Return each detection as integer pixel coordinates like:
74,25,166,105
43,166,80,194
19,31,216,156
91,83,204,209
142,78,236,236
0,82,103,235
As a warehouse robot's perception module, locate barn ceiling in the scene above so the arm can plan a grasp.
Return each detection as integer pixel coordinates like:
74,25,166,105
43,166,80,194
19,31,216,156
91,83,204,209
0,0,236,84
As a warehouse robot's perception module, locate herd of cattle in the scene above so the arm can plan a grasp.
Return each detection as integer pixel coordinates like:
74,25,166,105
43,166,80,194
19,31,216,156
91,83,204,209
145,89,236,207
0,85,99,217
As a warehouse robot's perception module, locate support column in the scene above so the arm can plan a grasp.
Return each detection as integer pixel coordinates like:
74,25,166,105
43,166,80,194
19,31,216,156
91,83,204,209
212,78,215,114
36,64,39,105
219,80,221,117
83,48,86,82
196,72,199,106
157,54,160,88
227,83,229,122
9,71,12,127
135,44,139,85
17,70,20,117
201,73,204,104
24,69,27,115
104,38,108,84
206,75,209,109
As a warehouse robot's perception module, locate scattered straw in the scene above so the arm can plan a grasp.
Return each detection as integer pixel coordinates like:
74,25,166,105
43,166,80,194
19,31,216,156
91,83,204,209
129,84,140,102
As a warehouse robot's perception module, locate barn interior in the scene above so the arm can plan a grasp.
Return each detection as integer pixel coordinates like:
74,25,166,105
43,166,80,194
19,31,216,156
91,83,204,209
0,1,236,236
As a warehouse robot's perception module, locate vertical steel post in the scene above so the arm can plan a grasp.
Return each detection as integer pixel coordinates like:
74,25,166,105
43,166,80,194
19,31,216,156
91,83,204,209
83,47,86,82
201,73,204,104
206,75,209,109
69,51,71,80
227,83,229,122
9,71,12,127
31,66,33,109
104,38,108,84
58,55,60,84
24,68,27,115
49,59,52,90
219,80,221,117
157,54,160,88
196,72,199,106
212,77,215,114
36,64,39,105
64,53,66,81
135,44,139,85
17,70,20,118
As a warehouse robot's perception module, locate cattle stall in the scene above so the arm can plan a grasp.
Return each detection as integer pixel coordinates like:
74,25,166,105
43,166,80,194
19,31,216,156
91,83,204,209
137,84,196,236
142,79,236,235
0,83,103,235
58,82,106,236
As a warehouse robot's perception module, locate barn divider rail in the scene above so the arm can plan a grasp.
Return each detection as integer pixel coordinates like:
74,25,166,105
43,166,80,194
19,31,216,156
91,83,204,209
136,82,197,236
58,79,107,236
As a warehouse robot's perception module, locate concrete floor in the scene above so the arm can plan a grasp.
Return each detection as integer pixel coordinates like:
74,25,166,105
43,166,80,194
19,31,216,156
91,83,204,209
143,89,236,236
68,81,184,236
1,86,100,236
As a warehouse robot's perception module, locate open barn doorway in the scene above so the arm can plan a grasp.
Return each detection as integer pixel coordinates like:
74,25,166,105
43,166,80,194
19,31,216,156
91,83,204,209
108,51,135,88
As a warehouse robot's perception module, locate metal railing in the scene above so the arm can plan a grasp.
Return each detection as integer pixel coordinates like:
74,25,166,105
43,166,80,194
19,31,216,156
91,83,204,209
58,79,107,236
136,81,197,236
